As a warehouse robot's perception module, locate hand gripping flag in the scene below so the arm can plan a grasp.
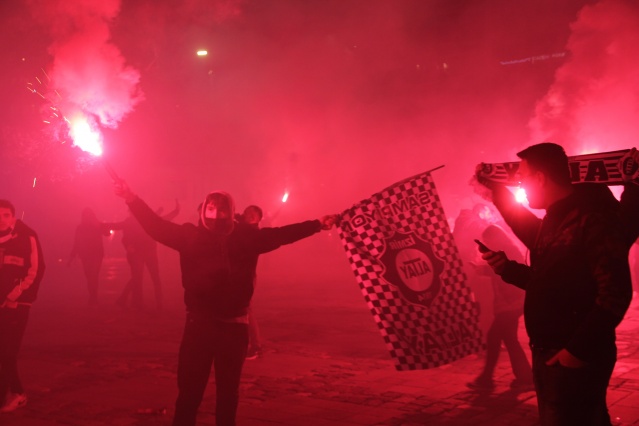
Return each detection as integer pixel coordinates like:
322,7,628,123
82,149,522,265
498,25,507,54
338,169,483,370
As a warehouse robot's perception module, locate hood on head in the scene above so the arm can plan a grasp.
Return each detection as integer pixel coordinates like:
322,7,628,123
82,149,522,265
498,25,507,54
200,191,235,234
81,208,98,224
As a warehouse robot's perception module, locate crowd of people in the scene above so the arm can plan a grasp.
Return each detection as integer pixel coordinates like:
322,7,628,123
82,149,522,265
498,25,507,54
2,143,639,425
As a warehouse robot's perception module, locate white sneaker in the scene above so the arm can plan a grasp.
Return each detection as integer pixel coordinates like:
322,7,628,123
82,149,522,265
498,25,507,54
0,393,27,412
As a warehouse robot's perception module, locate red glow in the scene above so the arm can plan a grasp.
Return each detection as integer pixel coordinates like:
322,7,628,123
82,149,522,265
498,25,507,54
68,114,103,156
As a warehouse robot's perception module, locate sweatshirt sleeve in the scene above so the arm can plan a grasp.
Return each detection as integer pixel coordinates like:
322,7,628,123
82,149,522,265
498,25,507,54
127,197,189,251
6,235,41,302
619,183,639,247
253,220,323,254
499,260,532,290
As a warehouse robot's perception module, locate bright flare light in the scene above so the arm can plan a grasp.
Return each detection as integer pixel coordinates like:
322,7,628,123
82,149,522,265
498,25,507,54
282,192,289,203
68,115,103,156
197,50,208,56
515,187,528,204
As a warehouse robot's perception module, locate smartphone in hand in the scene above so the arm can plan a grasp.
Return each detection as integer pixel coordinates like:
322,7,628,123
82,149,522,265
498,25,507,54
474,239,492,253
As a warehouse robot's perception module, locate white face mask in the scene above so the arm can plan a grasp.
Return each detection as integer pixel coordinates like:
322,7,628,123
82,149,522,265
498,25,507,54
200,192,235,235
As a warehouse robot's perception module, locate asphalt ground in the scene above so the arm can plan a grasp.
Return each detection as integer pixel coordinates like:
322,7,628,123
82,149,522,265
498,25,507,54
3,256,639,426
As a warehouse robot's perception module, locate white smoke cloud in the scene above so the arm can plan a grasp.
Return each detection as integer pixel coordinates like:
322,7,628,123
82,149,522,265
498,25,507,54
529,0,639,154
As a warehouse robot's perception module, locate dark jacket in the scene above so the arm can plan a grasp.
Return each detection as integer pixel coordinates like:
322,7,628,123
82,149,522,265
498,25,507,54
495,188,632,362
70,222,111,261
0,220,45,304
107,205,180,255
492,183,639,250
127,197,322,318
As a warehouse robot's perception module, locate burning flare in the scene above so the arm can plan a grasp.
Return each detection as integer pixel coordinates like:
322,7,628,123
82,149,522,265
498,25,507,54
67,114,103,156
514,187,527,204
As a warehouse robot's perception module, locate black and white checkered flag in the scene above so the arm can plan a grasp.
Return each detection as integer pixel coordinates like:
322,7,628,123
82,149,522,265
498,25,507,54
339,170,483,371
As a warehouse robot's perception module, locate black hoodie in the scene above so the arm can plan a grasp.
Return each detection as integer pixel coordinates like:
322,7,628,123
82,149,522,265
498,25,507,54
126,194,322,318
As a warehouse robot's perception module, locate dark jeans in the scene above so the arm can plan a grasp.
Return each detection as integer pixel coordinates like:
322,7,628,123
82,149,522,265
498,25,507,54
532,346,615,426
247,306,261,351
118,251,145,309
0,306,30,398
480,310,531,381
144,251,163,310
172,313,248,426
80,255,102,305
118,250,163,310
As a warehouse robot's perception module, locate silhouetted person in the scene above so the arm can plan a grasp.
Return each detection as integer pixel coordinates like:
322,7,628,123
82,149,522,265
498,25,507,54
241,205,264,360
113,180,338,426
467,224,532,392
0,199,45,412
68,208,111,306
452,203,493,333
112,201,180,311
479,143,632,425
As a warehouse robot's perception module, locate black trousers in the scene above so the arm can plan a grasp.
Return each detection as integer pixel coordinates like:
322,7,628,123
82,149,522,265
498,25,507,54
532,346,616,426
0,306,30,399
172,313,248,426
118,250,163,310
80,255,102,305
480,310,531,381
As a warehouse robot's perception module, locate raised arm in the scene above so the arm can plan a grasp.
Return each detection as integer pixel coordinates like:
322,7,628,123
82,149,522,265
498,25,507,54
161,199,181,221
113,180,189,251
252,214,339,254
491,185,541,249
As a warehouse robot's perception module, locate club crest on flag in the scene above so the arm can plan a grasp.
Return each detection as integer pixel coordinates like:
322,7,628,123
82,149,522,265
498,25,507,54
380,232,444,308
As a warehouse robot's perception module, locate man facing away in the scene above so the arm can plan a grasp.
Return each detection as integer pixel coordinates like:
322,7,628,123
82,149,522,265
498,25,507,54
111,201,180,312
113,181,338,426
0,200,45,413
68,207,111,306
478,142,632,425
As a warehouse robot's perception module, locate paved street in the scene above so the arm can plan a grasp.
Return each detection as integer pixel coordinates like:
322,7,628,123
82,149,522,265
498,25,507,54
3,257,639,426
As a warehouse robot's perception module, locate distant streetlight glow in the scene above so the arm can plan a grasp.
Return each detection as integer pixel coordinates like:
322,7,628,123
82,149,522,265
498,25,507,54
197,50,208,56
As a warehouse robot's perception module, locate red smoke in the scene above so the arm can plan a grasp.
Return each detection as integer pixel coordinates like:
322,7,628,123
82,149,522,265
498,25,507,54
529,0,639,155
27,0,143,129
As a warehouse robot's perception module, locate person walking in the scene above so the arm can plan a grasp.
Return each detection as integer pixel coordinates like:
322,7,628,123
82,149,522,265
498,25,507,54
68,208,111,306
